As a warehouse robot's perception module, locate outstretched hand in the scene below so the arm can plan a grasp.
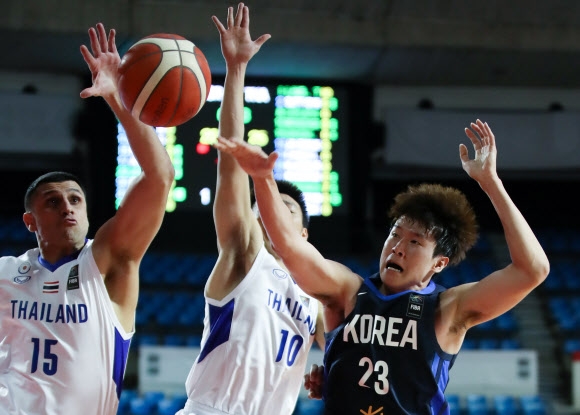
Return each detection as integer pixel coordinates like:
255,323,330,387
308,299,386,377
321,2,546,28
79,23,120,99
212,2,271,67
214,136,277,178
459,119,498,183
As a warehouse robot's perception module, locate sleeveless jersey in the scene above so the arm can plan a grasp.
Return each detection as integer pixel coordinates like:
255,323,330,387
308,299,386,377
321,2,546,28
323,273,456,415
0,240,132,415
180,245,319,415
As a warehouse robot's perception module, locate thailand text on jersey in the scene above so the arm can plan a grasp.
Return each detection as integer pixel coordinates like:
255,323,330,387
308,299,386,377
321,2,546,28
180,245,319,415
0,240,132,415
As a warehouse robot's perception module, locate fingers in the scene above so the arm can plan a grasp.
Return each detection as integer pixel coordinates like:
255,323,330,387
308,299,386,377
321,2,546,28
267,151,279,167
459,143,469,163
96,23,108,54
88,27,100,57
108,28,117,55
234,3,245,27
214,136,236,152
79,87,95,99
79,44,94,65
88,23,112,56
464,127,480,149
211,15,226,34
254,34,272,48
240,3,249,28
467,119,495,149
227,6,234,27
481,120,495,147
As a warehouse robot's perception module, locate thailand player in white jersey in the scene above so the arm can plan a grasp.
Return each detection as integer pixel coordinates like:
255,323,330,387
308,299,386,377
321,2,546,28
0,23,174,415
177,4,324,415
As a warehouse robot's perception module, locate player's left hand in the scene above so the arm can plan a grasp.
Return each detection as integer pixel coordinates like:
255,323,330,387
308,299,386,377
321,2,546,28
80,23,120,99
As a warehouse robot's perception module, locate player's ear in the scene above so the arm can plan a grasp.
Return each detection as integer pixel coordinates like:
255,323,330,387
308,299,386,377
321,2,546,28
23,212,36,232
433,256,449,273
301,228,308,239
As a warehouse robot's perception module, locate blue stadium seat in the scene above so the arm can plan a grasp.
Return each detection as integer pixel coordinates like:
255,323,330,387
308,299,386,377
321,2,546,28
479,338,499,350
496,313,519,331
135,334,159,346
128,397,156,415
295,397,324,415
461,338,478,350
446,394,461,415
563,338,580,354
520,395,547,415
142,390,165,407
117,389,137,415
164,334,185,346
157,395,187,415
493,394,518,415
500,338,521,350
466,394,489,415
186,335,202,347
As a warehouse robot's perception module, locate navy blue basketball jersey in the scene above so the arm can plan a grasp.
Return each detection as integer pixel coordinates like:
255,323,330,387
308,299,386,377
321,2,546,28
323,273,456,415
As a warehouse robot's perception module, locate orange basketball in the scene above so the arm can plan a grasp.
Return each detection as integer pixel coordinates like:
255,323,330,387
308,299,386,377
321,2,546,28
118,33,211,127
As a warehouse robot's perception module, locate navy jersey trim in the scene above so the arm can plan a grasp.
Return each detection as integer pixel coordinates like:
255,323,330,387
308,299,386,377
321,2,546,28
364,277,437,299
113,328,132,398
197,298,234,362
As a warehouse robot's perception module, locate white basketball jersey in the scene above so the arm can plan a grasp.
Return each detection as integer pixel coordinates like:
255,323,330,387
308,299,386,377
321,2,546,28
180,245,319,415
0,240,133,415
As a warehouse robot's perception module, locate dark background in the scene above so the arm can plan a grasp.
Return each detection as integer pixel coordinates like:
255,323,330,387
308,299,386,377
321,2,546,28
2,0,580,258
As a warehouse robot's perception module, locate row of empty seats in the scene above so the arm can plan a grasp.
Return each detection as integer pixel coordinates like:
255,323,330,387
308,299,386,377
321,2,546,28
448,393,549,415
536,228,580,254
541,258,580,293
117,390,548,415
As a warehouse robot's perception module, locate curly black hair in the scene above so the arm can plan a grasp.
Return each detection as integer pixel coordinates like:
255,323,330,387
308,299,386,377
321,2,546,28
388,183,479,266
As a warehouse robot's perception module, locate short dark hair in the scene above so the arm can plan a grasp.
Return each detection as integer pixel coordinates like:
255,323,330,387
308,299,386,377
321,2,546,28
24,171,86,211
251,179,310,228
388,183,478,266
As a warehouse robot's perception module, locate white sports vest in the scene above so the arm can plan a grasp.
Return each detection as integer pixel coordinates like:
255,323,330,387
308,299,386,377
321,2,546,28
0,240,133,415
180,245,319,415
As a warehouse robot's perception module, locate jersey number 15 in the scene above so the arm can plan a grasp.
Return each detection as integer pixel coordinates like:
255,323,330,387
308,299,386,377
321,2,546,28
31,337,59,376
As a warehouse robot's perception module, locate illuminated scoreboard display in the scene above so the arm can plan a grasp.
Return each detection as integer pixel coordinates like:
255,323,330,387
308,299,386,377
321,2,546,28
116,81,349,217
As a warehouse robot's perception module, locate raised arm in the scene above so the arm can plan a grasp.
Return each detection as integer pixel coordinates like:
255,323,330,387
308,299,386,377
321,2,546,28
214,137,362,312
451,119,550,328
206,3,271,298
79,23,175,328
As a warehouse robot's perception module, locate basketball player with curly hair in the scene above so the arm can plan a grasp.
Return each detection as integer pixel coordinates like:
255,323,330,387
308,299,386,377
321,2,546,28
214,119,550,414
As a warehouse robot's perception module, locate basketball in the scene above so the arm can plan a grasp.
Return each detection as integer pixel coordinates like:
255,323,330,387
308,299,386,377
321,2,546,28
118,34,211,127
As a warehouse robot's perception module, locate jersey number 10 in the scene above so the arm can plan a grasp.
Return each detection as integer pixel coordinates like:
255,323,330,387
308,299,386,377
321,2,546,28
275,329,304,366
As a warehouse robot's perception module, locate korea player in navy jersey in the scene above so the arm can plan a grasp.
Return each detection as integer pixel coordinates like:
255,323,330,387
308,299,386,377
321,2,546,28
215,119,550,415
176,4,324,415
0,23,174,415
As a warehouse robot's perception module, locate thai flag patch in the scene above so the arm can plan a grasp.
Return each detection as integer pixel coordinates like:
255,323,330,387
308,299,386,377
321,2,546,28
43,281,59,294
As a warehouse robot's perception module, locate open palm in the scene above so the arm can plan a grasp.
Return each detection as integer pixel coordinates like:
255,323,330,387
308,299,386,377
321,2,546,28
79,23,120,99
459,119,498,183
214,136,278,178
